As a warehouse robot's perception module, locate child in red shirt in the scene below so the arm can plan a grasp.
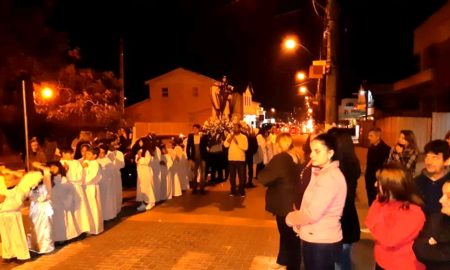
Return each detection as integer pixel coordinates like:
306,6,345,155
365,163,426,270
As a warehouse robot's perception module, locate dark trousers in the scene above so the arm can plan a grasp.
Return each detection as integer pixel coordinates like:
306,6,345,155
276,216,301,270
365,176,377,206
209,153,223,182
228,161,246,195
303,240,342,270
245,155,254,185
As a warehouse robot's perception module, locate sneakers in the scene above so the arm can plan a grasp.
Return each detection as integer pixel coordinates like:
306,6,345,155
136,203,146,212
360,227,371,233
240,193,246,198
145,203,155,210
270,263,286,269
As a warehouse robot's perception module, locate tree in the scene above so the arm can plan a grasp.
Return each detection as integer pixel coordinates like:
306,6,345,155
34,64,122,126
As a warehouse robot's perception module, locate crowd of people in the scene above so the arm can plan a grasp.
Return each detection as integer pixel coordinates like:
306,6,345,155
1,124,450,270
259,127,450,270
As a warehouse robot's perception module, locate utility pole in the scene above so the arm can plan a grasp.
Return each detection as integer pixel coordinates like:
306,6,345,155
325,0,339,124
119,38,125,115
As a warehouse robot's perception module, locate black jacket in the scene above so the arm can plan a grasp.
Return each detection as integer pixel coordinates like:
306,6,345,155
258,152,301,216
415,171,450,216
340,155,362,244
186,133,209,161
245,134,258,159
365,140,390,184
413,213,450,270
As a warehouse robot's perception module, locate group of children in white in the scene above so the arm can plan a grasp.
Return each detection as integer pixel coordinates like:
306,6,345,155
0,142,125,261
0,135,193,261
133,137,190,211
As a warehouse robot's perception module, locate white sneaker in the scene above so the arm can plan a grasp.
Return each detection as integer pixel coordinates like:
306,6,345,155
270,263,286,269
136,203,146,212
360,227,371,233
145,203,155,210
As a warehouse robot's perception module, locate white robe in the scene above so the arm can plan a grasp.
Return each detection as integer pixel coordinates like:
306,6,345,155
135,150,156,204
169,148,182,197
82,159,103,235
0,172,42,260
27,184,54,254
151,147,162,202
97,157,117,221
161,153,173,200
60,159,91,234
175,145,190,191
108,150,124,215
51,175,80,241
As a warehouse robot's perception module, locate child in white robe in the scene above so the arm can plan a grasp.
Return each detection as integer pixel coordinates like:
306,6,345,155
0,169,43,260
82,147,103,235
27,165,54,254
167,142,182,197
135,138,156,211
151,145,162,202
97,145,116,221
107,136,124,215
175,140,190,191
161,144,174,200
60,148,91,234
48,161,80,242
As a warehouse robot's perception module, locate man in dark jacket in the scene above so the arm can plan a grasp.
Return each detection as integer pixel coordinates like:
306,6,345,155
365,127,391,206
413,179,450,270
415,140,450,216
186,124,209,194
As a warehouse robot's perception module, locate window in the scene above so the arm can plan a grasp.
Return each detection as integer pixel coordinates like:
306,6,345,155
162,87,169,97
193,87,199,97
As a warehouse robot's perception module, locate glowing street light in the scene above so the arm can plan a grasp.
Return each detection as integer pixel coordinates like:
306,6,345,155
299,86,308,94
296,71,306,81
282,36,313,56
284,38,297,50
41,87,54,100
270,108,276,113
308,108,313,114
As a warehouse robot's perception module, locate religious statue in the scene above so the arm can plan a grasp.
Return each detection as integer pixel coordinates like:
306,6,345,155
210,75,234,119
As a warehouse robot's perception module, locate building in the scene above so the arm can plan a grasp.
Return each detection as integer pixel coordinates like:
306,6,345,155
125,68,263,137
372,1,450,117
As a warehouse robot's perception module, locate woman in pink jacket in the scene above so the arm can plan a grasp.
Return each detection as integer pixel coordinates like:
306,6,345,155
286,133,347,270
365,163,425,270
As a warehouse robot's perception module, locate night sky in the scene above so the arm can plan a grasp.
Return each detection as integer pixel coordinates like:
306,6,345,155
47,0,446,111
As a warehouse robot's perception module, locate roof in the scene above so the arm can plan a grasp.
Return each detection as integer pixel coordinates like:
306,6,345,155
144,67,219,84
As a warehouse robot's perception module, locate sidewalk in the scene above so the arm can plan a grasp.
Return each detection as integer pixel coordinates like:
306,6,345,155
1,179,375,270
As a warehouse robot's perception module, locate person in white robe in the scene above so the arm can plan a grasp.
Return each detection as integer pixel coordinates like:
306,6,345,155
60,148,91,234
0,169,43,260
134,137,156,211
107,136,124,215
27,172,54,254
174,140,189,191
168,142,182,197
46,161,80,242
151,144,162,202
253,128,268,177
160,145,173,200
82,147,103,235
97,145,117,221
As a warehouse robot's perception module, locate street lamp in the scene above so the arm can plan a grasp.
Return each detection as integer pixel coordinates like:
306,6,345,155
296,71,306,81
282,36,313,57
299,86,308,95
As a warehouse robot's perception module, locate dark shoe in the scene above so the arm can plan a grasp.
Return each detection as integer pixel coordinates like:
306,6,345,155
192,189,198,194
199,189,206,195
246,183,256,188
